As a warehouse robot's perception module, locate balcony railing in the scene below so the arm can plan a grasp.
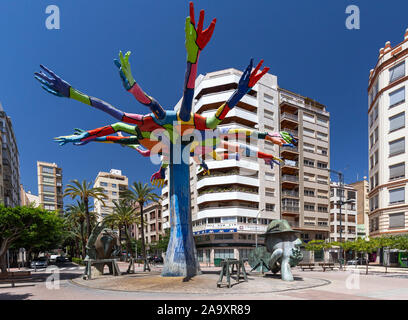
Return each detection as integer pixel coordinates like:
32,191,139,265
281,175,299,182
281,146,299,153
281,206,300,213
281,112,298,122
282,190,299,197
281,128,298,137
283,160,298,167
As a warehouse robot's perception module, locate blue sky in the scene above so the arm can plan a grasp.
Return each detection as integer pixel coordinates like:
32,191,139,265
1,0,407,199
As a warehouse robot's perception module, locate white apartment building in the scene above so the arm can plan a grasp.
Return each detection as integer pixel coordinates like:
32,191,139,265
329,182,357,242
161,67,330,265
368,29,408,237
94,169,128,220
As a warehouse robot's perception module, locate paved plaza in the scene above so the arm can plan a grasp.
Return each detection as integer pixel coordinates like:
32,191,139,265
1,262,408,300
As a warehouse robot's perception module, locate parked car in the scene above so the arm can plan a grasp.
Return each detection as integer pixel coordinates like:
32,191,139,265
49,254,59,264
148,255,163,264
31,257,48,268
56,256,67,263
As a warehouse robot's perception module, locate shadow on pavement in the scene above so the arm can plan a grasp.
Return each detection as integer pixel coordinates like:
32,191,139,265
0,292,33,300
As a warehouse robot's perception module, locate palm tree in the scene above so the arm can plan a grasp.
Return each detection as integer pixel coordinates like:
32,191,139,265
65,201,97,258
121,182,161,268
103,199,141,258
64,179,107,238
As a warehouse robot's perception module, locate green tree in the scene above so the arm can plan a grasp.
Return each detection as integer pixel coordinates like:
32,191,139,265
351,238,378,275
304,240,332,262
121,182,161,267
103,199,141,258
64,179,107,238
0,205,65,273
64,201,97,259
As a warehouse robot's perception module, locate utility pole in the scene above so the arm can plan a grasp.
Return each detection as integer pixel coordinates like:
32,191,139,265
255,208,265,248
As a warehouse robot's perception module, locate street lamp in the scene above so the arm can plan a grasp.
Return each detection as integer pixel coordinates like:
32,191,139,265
327,168,355,270
255,208,265,248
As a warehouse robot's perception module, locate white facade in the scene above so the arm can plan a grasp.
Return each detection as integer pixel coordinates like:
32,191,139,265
93,169,128,221
368,29,408,237
330,182,357,242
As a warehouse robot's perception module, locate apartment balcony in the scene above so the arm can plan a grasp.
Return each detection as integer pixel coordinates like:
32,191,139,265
280,113,298,130
281,128,298,138
196,206,259,221
201,106,258,124
197,175,259,190
282,160,299,175
281,190,299,198
281,175,299,189
197,191,259,205
281,206,300,216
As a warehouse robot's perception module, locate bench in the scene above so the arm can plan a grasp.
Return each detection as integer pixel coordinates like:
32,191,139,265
318,262,335,271
299,263,315,271
217,259,248,288
0,271,32,287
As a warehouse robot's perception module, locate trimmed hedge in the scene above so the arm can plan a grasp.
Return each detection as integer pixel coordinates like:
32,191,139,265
72,257,85,266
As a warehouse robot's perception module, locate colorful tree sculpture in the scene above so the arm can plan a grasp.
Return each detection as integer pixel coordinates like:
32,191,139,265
34,2,297,277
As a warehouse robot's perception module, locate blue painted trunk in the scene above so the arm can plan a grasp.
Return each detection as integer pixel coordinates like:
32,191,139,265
162,144,201,277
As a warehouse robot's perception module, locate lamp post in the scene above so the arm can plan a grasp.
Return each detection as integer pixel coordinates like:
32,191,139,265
328,168,344,270
255,208,265,248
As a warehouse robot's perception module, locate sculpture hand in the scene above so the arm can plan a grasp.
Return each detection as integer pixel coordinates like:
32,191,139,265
54,129,90,146
150,167,166,188
34,65,71,98
199,160,210,175
185,1,216,63
114,51,136,90
280,131,298,147
264,156,284,169
237,59,270,95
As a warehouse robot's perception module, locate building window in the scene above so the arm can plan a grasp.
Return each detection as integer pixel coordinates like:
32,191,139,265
265,172,275,182
389,187,405,205
304,203,315,211
347,191,356,200
317,147,327,155
304,189,315,197
389,162,405,181
317,205,328,213
303,113,315,123
389,62,405,84
214,249,234,260
303,128,315,137
112,183,117,188
112,191,117,196
43,185,55,193
303,143,315,153
42,166,54,174
317,131,328,141
317,161,327,169
100,182,108,187
389,112,405,132
389,138,405,156
304,159,314,167
265,203,275,212
389,212,405,229
389,86,405,108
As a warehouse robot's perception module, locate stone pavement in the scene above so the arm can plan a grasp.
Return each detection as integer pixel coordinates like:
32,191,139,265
1,262,408,300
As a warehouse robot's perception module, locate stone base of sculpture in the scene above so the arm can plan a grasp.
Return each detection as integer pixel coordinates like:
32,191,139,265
83,259,121,280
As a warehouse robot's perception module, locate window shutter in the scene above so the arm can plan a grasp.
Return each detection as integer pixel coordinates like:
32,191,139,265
390,62,405,83
389,212,405,228
389,163,405,180
389,87,405,107
389,112,405,132
389,138,405,156
389,187,405,204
